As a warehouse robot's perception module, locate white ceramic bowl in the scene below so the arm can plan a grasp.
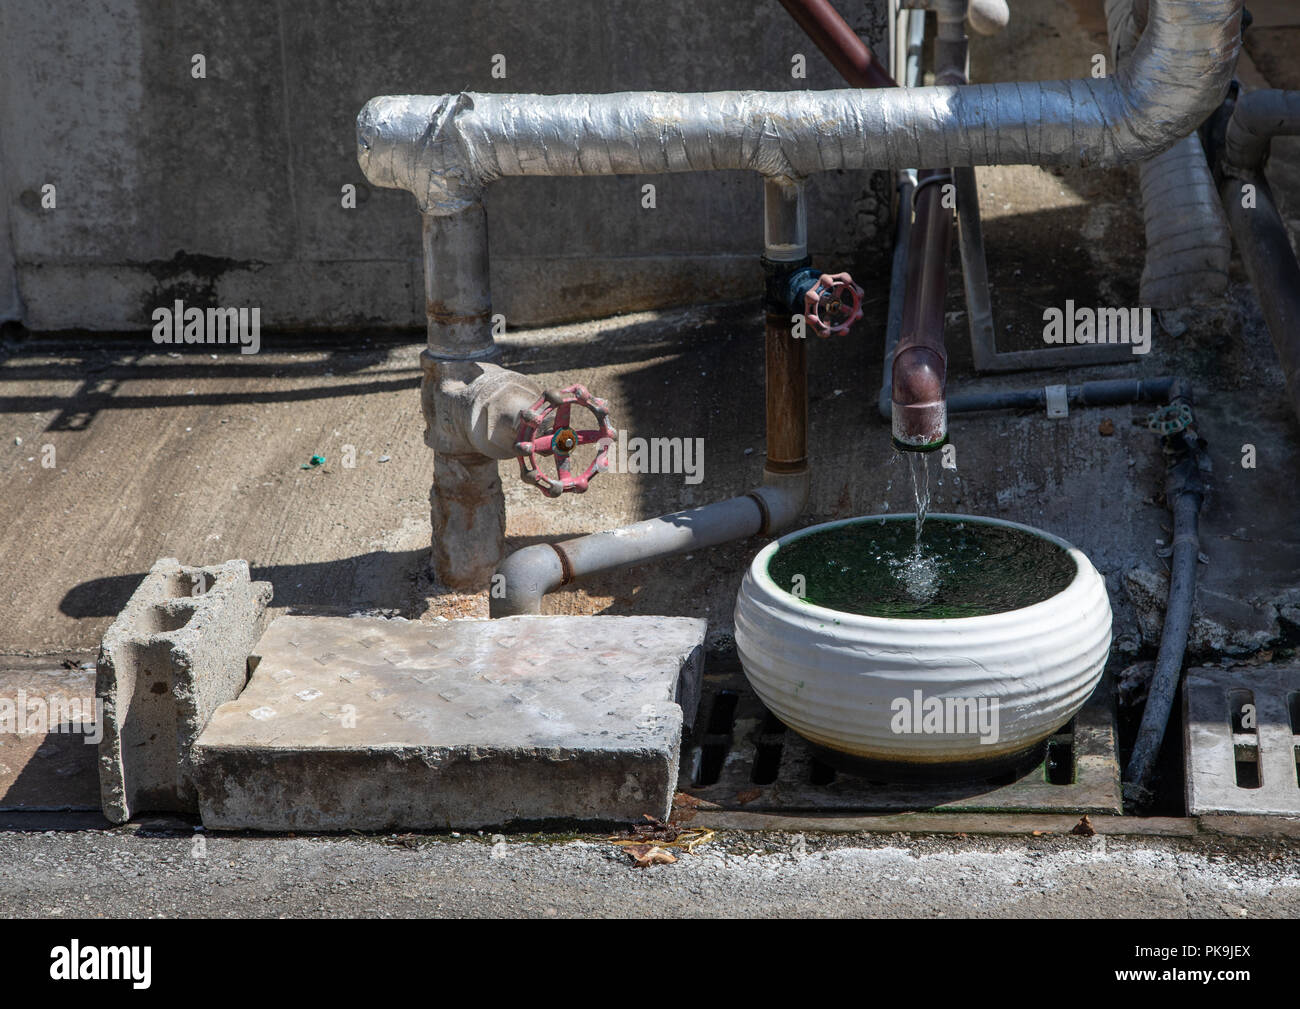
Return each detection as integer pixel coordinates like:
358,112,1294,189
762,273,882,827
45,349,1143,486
734,513,1112,774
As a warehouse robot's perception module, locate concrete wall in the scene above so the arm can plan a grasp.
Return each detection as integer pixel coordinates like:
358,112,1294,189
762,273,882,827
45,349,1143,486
0,0,890,332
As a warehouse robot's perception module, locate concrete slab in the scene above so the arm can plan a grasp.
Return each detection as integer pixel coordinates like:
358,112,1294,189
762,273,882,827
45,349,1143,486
192,613,706,831
1185,664,1300,816
97,558,273,823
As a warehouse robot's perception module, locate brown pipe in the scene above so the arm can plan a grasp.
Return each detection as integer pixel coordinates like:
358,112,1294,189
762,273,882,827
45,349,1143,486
892,169,953,451
780,0,956,451
777,0,896,88
765,309,809,472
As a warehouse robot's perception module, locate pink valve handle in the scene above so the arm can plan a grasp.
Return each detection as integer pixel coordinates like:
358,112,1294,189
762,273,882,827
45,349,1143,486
514,384,617,497
804,271,865,337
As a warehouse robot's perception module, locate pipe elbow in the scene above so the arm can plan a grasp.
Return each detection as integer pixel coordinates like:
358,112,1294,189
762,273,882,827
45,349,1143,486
754,469,811,535
489,544,565,617
1113,0,1241,162
357,93,484,214
891,346,948,452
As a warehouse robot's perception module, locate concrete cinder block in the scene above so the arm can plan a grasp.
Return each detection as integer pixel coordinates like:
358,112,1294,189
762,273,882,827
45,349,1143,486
96,558,273,823
192,613,707,831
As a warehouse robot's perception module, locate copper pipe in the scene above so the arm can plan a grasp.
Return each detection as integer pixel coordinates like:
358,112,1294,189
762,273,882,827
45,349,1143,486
892,169,953,451
779,0,955,451
765,309,808,472
777,0,896,88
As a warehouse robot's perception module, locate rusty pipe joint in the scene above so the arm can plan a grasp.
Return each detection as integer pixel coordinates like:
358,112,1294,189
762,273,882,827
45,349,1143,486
424,356,541,460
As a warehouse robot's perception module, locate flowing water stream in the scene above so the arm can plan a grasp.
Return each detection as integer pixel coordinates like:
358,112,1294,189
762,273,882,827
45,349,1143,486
895,452,938,603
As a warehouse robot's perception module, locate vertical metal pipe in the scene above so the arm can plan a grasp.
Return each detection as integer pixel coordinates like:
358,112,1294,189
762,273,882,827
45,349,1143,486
765,312,809,472
892,172,953,451
891,2,965,451
763,177,809,263
881,8,926,418
421,205,494,358
420,204,506,588
763,179,810,474
1221,175,1300,426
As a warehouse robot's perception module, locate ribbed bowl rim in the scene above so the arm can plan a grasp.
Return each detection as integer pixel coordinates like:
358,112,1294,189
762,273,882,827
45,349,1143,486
749,512,1092,630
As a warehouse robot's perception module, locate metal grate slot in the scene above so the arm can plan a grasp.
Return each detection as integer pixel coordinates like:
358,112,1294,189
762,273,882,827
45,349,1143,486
1234,743,1261,789
1045,737,1075,785
809,757,837,786
751,742,784,785
1229,689,1256,734
692,689,740,788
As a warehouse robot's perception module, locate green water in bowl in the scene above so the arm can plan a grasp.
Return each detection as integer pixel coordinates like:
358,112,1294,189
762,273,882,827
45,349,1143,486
766,517,1077,619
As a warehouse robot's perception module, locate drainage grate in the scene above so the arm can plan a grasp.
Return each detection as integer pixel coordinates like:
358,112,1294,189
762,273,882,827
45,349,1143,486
681,669,1122,814
1184,665,1300,815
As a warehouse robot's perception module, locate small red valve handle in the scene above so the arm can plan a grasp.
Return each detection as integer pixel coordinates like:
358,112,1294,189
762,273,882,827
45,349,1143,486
513,384,617,497
804,271,865,337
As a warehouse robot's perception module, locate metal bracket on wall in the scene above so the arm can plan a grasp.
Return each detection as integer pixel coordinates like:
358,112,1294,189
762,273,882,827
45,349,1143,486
955,166,1136,373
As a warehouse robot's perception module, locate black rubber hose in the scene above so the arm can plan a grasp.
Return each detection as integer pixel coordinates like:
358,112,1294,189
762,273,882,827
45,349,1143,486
1122,426,1207,807
948,377,1178,414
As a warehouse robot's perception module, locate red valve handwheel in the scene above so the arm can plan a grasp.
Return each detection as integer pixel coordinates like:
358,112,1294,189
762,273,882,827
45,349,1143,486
804,271,865,337
514,384,616,497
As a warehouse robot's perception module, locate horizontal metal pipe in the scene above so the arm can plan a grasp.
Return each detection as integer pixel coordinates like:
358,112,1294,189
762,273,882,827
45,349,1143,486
948,376,1180,413
358,0,1240,214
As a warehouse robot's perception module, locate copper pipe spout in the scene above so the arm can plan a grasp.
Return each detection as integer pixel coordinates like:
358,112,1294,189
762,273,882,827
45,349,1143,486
892,169,952,452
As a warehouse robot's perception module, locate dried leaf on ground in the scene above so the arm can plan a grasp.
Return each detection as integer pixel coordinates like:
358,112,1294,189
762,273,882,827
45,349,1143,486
673,792,722,811
607,814,716,862
1071,815,1097,837
623,844,677,867
610,815,680,843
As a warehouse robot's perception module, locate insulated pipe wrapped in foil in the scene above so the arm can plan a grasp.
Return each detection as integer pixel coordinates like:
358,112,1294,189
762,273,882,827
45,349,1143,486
1106,0,1232,309
357,0,1241,215
1225,89,1300,172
